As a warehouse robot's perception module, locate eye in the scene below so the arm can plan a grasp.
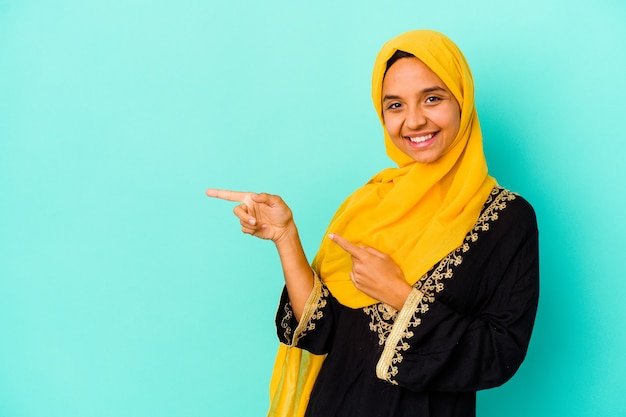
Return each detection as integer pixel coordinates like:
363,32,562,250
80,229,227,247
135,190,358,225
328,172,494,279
425,96,442,104
386,102,402,110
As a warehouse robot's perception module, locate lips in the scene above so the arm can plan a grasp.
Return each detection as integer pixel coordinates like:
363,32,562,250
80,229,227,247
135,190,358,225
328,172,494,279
407,133,434,143
404,132,438,148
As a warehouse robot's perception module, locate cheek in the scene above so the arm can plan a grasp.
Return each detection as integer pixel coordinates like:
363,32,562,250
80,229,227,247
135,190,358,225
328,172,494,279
441,106,461,135
383,115,401,135
451,114,461,137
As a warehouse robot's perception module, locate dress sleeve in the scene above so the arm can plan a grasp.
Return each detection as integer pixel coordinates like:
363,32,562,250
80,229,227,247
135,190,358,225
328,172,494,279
275,273,338,355
375,197,540,392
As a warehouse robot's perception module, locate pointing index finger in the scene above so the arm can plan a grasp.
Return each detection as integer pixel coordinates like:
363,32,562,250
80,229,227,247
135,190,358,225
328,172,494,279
328,233,365,259
205,188,254,206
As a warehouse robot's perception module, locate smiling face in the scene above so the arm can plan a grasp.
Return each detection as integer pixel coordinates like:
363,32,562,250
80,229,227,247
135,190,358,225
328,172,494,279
381,57,461,164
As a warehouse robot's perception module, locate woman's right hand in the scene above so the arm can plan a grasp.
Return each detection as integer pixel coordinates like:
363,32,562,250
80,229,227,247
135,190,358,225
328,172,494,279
206,188,295,243
207,188,313,319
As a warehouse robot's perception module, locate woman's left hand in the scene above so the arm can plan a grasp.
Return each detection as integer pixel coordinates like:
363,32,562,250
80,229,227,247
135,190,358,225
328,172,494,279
328,233,413,310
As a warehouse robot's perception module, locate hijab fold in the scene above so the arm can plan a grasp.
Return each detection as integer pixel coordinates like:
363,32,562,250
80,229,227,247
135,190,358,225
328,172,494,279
268,30,496,416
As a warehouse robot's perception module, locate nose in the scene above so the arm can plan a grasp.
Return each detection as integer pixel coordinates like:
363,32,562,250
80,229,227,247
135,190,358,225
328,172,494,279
405,105,426,129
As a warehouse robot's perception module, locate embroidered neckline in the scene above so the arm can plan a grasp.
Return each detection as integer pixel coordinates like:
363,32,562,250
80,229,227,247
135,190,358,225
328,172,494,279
367,186,517,383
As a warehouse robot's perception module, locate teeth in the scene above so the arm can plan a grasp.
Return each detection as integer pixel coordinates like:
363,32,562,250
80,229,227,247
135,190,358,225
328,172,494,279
409,133,434,143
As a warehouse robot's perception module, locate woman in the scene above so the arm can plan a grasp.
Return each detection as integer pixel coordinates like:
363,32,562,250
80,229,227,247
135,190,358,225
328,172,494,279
207,29,539,417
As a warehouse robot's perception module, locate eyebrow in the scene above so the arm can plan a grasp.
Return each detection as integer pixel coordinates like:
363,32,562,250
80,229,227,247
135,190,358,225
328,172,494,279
382,86,448,101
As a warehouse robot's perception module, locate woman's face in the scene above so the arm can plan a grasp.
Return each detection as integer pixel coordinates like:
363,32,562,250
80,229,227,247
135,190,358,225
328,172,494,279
381,57,461,164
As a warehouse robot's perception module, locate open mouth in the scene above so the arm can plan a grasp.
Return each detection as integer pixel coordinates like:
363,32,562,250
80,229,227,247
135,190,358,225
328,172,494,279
404,132,437,147
407,133,435,143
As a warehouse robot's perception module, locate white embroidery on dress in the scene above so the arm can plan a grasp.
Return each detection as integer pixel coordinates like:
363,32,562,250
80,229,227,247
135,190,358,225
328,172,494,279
281,277,329,346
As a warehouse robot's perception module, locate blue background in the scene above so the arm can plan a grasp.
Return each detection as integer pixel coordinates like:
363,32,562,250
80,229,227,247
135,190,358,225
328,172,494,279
1,0,625,416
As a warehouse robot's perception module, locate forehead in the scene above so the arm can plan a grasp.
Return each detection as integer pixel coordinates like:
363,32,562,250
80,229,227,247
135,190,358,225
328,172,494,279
382,57,449,92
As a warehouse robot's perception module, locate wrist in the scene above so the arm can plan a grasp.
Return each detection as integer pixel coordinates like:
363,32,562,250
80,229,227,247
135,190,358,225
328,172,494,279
273,221,299,248
389,282,414,311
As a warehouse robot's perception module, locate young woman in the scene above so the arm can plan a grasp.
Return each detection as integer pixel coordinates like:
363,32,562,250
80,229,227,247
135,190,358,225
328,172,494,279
207,29,539,417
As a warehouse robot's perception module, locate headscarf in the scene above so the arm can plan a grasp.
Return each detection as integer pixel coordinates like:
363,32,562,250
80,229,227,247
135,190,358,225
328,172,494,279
268,29,496,416
312,29,496,308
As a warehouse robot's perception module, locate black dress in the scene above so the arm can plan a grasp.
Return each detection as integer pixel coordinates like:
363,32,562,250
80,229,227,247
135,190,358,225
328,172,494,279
275,187,539,417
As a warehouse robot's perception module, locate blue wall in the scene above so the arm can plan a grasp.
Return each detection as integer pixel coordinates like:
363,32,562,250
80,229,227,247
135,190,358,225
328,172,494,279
1,1,625,416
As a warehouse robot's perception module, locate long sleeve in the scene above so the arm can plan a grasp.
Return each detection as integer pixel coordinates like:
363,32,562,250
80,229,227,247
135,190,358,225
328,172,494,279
275,274,339,355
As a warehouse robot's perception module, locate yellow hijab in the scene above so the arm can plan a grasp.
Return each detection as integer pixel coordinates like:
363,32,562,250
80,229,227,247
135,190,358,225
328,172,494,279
269,29,496,416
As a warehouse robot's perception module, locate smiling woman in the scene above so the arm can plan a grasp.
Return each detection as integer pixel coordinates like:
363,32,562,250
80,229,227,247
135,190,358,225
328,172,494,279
381,54,461,164
207,29,539,417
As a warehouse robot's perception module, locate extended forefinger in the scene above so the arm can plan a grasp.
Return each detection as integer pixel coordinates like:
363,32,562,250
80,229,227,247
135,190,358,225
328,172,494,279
328,233,366,259
206,188,254,206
